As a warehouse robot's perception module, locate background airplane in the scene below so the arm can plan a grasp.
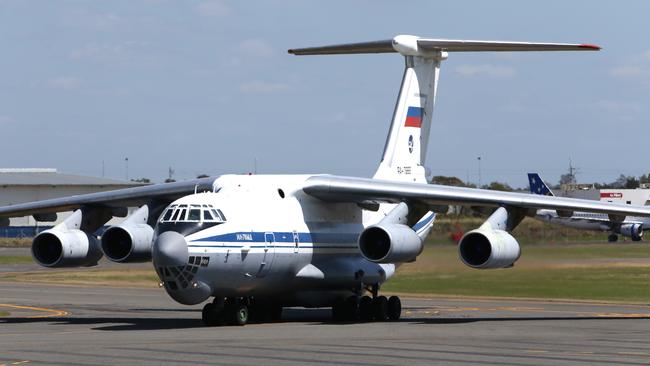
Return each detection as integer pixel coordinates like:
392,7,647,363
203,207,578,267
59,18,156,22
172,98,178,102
528,173,644,242
1,35,649,327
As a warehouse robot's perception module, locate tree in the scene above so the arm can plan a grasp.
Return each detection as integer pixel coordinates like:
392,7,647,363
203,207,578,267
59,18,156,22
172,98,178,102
430,175,475,188
196,174,210,179
485,181,513,192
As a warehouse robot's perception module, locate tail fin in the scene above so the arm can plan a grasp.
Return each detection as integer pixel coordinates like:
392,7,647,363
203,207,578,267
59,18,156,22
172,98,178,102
289,36,599,183
528,173,554,196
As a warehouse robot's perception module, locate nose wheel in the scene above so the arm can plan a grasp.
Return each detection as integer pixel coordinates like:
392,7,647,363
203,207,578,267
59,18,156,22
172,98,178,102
202,297,282,326
202,297,249,326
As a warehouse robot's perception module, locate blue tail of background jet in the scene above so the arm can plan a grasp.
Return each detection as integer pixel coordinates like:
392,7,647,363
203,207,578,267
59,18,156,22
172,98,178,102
528,173,554,196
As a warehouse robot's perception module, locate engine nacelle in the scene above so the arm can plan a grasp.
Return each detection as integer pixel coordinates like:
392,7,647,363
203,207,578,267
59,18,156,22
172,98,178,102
359,223,423,263
101,224,154,262
32,229,102,268
619,223,643,241
101,206,154,263
458,228,521,269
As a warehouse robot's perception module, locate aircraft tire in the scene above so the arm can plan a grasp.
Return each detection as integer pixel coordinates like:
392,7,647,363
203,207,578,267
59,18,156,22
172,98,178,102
608,234,618,242
231,303,249,326
202,303,223,326
387,296,401,320
344,296,359,321
373,296,388,321
359,296,374,321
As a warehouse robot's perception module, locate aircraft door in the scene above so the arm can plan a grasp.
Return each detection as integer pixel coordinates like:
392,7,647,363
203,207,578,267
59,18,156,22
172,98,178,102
257,232,276,277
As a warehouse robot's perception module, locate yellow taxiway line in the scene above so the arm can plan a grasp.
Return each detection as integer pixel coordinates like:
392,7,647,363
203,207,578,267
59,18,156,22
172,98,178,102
0,303,68,318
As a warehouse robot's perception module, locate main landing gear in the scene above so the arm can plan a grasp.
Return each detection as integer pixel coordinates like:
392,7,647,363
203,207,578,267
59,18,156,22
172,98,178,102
608,234,619,243
332,294,402,322
202,297,283,326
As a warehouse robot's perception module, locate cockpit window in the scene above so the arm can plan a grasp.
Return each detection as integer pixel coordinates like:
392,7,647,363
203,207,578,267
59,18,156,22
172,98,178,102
159,203,227,223
203,210,214,221
162,208,174,221
217,209,226,221
188,209,201,221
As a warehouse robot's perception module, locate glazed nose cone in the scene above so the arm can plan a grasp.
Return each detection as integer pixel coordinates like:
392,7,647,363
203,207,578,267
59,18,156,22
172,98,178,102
152,231,188,267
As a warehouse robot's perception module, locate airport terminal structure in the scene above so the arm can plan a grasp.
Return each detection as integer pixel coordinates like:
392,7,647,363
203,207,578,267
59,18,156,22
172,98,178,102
0,168,145,237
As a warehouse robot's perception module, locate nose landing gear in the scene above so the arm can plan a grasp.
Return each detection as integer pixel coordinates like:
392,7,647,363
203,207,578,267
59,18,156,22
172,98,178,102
202,297,283,326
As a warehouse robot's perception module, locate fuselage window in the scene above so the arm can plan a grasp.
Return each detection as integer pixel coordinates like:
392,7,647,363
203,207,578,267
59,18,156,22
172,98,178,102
188,209,201,221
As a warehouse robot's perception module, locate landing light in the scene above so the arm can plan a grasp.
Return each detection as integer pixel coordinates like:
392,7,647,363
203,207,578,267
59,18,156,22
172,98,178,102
158,282,164,288
192,282,199,288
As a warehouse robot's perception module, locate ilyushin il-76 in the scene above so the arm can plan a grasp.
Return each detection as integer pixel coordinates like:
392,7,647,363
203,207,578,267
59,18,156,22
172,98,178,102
2,35,643,326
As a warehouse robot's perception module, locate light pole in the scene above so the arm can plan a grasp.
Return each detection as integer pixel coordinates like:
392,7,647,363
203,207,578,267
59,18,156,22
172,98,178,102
477,156,482,188
125,157,129,181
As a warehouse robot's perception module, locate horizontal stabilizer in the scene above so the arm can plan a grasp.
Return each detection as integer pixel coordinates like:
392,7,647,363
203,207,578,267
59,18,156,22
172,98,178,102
288,35,601,57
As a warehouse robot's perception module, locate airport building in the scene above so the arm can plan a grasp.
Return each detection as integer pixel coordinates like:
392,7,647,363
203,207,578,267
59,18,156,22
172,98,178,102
0,168,147,237
562,184,650,206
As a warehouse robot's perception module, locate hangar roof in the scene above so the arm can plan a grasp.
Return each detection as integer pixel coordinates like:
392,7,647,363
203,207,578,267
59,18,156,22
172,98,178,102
0,169,148,187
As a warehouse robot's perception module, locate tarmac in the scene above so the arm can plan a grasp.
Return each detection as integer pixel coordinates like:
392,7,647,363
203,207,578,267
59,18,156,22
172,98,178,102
1,281,650,366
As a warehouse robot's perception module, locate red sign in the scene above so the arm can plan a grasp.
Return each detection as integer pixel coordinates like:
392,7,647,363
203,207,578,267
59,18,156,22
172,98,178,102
600,192,623,198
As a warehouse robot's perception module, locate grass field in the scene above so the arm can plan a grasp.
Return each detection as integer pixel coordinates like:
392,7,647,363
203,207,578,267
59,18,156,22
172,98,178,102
0,256,34,265
383,243,650,302
2,242,650,302
1,216,649,302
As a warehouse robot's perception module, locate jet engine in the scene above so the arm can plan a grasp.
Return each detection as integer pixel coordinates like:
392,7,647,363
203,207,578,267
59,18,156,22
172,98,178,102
458,207,522,269
359,223,423,263
101,205,154,263
458,228,521,269
31,210,103,268
619,223,643,241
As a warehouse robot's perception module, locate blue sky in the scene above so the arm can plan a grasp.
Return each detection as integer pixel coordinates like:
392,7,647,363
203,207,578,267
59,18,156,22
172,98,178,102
0,1,648,187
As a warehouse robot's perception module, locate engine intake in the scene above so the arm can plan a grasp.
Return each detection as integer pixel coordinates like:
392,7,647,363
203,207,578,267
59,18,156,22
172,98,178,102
458,228,521,269
101,224,154,262
359,223,423,263
619,223,643,241
101,205,154,263
32,229,102,267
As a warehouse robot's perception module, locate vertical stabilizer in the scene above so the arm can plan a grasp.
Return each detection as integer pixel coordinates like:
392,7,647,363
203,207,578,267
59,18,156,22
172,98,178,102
373,51,443,183
288,35,599,184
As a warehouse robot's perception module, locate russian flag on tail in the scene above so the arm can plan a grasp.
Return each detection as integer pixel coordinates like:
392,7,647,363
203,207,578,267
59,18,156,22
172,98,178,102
404,107,423,128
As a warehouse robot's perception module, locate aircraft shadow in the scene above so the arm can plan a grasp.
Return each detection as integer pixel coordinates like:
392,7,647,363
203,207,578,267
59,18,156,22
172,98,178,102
1,308,648,331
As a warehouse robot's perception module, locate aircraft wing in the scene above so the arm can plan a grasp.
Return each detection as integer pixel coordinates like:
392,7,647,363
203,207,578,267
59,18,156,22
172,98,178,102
0,177,216,219
303,175,650,218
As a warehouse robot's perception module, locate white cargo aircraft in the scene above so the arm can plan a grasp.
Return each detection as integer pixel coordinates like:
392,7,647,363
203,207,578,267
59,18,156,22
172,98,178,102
528,173,645,242
2,35,648,326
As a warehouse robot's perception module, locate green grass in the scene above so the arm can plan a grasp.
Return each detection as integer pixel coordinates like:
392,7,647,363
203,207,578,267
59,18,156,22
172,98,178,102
383,243,650,302
0,255,34,264
0,311,9,316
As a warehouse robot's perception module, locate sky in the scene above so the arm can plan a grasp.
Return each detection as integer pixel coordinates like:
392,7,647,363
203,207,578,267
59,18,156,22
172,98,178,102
0,1,649,187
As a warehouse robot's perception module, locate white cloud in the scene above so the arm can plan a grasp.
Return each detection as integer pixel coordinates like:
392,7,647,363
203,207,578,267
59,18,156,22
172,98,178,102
611,66,650,78
237,39,275,58
593,100,642,113
454,64,517,78
239,81,290,93
195,0,231,17
611,50,650,79
47,76,82,90
0,116,14,126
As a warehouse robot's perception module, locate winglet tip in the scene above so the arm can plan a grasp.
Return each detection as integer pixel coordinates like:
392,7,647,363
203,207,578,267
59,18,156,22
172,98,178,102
579,44,601,51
